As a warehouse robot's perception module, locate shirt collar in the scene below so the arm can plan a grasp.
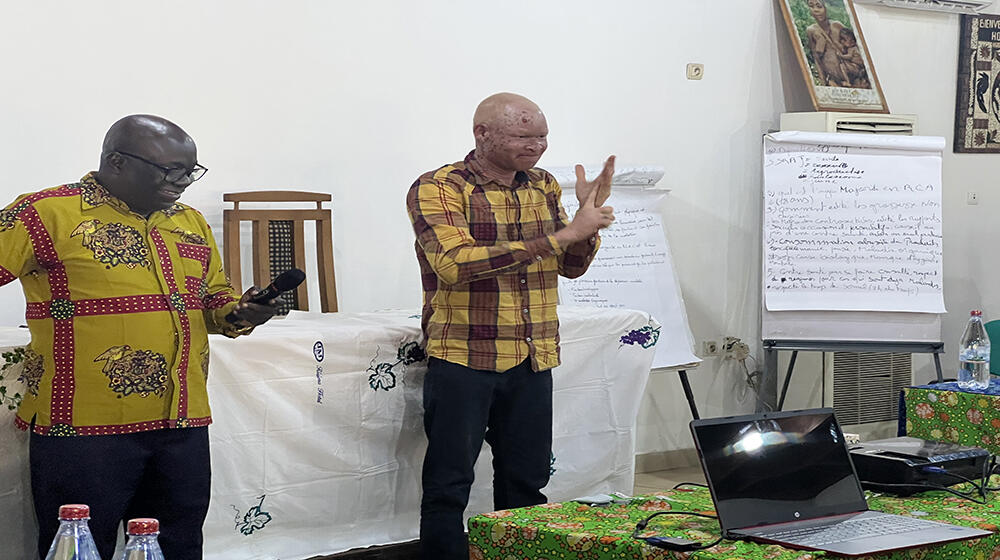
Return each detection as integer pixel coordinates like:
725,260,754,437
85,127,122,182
464,150,531,189
78,172,188,219
79,172,129,213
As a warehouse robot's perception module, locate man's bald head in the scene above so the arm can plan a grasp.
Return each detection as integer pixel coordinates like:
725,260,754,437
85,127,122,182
473,93,548,178
473,93,543,132
102,114,194,158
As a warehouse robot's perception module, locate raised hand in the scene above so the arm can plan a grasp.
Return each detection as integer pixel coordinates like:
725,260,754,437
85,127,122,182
575,155,616,207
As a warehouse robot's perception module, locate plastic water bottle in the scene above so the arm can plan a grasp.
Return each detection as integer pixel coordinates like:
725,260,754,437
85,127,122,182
116,518,165,560
44,504,102,560
958,309,991,390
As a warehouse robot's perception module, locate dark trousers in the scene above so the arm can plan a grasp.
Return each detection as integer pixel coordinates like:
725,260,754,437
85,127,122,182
30,426,211,560
420,357,553,560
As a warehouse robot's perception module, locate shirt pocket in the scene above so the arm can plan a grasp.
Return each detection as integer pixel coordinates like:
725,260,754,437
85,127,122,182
466,189,502,243
516,188,557,239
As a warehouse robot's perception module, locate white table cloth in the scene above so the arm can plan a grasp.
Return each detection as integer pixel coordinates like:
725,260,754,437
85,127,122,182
0,306,658,559
0,326,33,560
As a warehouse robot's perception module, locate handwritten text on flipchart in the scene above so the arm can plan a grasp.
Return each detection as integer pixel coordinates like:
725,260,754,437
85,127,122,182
763,146,943,312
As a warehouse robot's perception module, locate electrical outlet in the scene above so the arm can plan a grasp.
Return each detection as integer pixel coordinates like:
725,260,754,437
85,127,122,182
968,191,979,205
701,340,719,356
722,336,750,361
686,63,704,80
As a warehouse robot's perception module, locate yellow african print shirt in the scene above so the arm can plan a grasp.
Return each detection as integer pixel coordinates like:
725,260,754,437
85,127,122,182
407,151,599,373
0,173,246,436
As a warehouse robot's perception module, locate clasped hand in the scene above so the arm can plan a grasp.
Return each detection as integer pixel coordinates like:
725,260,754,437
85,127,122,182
567,155,616,241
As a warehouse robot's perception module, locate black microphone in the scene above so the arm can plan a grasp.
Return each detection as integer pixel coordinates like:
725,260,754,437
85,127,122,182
226,268,306,323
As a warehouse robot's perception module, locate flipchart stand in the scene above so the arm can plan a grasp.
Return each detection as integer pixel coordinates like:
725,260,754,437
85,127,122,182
677,368,700,420
762,340,945,411
656,364,702,420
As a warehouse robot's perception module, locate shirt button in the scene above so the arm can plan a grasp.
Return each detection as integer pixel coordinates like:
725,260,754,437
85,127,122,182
520,279,526,284
526,337,532,342
535,255,543,261
522,308,529,314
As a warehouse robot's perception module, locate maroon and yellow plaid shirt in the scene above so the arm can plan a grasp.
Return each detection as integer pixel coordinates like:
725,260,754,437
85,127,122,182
407,151,599,372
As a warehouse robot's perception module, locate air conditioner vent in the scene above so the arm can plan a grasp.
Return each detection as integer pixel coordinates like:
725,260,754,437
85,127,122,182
780,112,918,135
831,352,911,424
835,120,915,135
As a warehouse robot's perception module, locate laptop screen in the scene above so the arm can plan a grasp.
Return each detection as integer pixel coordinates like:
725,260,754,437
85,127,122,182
690,409,869,532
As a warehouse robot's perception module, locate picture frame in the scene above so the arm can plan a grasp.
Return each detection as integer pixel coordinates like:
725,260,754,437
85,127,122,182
954,14,1000,153
777,0,889,113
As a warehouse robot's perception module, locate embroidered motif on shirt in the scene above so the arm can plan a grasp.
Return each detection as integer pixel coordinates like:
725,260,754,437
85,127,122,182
17,348,44,397
49,298,75,320
161,203,185,217
94,345,169,398
48,423,77,437
79,179,112,208
71,219,151,269
0,199,30,232
171,228,208,245
201,348,210,379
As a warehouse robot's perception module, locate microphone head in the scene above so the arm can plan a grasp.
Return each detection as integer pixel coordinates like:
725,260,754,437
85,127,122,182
272,268,306,292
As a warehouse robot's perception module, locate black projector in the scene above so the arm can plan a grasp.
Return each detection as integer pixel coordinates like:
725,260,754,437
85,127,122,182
849,437,990,496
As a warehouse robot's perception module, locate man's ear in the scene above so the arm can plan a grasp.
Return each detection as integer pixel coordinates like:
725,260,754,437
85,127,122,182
473,123,489,143
104,152,125,173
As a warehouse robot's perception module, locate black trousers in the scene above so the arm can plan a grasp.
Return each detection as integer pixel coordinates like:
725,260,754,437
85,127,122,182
420,357,553,560
30,426,211,560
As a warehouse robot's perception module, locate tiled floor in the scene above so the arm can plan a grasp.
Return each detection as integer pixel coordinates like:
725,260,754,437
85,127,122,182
633,466,706,495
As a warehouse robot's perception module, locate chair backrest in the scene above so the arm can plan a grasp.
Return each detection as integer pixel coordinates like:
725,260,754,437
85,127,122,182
985,320,1000,375
222,191,338,313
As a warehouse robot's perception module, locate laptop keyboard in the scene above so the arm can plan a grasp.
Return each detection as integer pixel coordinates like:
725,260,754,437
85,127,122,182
759,515,934,547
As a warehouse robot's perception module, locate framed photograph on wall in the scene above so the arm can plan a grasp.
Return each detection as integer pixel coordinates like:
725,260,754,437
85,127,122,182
955,14,1000,153
777,0,889,113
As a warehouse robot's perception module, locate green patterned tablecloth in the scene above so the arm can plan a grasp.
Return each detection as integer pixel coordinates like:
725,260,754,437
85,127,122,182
468,484,1000,559
902,384,1000,454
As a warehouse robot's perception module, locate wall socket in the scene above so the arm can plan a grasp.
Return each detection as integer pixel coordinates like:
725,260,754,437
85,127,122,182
701,340,720,356
722,336,750,361
686,63,705,80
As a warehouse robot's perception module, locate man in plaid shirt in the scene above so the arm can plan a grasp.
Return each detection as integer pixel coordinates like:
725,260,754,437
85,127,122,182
407,92,616,560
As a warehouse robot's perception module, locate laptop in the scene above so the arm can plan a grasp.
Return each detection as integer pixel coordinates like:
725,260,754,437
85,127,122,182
689,408,991,556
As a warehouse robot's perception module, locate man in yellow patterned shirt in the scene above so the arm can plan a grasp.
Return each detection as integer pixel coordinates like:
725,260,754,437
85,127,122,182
407,93,616,560
0,115,279,560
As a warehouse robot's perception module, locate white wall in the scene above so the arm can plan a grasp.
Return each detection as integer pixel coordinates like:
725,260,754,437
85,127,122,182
1,1,990,455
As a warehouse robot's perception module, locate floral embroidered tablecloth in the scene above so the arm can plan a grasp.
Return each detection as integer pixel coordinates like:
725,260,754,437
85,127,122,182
901,379,1000,454
1,307,661,560
468,485,1000,559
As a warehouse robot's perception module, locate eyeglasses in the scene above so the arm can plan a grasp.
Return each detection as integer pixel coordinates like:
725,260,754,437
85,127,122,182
116,151,208,183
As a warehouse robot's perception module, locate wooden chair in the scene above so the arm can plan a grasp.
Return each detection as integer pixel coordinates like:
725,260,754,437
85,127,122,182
222,191,338,313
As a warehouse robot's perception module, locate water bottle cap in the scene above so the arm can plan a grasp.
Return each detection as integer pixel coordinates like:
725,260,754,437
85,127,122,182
127,518,159,535
58,504,90,520
971,310,983,317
